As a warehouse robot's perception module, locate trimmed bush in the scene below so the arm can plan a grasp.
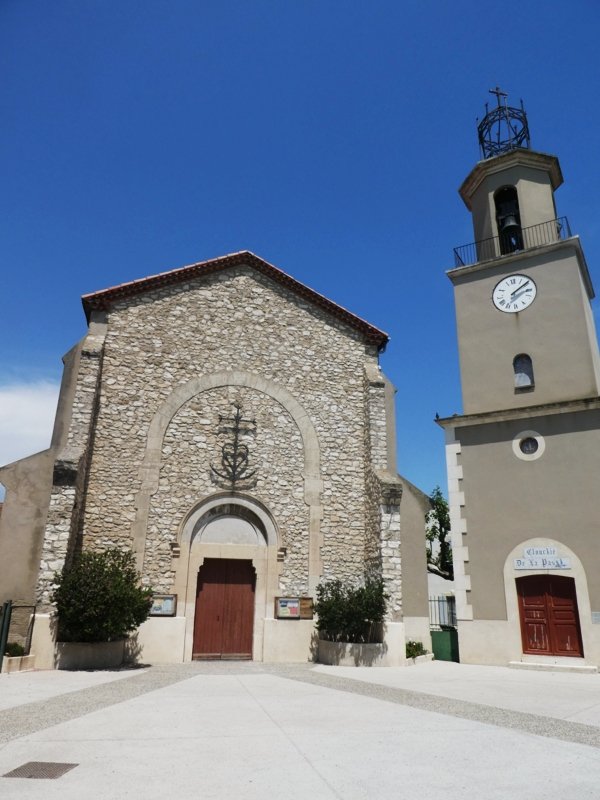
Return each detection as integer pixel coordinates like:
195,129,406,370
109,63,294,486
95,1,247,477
314,578,388,644
52,549,153,643
406,640,428,659
5,642,25,657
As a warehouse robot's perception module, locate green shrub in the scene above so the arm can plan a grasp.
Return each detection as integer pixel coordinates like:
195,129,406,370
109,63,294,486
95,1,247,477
5,642,25,657
52,549,153,643
314,578,388,643
406,640,428,659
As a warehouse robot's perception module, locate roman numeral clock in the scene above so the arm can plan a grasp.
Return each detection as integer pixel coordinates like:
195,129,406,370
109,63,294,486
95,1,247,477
492,274,536,313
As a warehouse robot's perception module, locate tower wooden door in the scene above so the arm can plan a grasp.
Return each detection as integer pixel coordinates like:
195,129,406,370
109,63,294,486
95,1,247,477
193,559,256,659
517,575,583,657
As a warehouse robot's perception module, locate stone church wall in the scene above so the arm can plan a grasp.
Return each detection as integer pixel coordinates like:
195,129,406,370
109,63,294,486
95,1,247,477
71,266,379,595
147,386,306,594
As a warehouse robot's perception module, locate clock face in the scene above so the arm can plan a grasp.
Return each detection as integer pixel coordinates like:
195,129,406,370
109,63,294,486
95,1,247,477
492,274,537,313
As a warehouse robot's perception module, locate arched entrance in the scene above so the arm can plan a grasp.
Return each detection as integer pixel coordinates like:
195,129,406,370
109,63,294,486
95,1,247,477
174,495,281,662
503,539,593,664
517,574,583,658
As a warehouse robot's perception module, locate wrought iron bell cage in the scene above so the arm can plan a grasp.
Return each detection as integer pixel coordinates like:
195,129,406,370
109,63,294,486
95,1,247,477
477,87,531,159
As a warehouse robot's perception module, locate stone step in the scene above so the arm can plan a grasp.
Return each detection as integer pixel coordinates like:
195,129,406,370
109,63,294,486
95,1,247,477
509,659,598,674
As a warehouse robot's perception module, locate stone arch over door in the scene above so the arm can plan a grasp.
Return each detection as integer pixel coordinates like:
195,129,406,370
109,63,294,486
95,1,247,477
503,539,592,662
174,494,281,661
131,369,323,586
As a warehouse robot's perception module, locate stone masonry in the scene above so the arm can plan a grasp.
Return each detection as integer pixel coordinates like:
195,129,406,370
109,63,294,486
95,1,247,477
35,257,403,615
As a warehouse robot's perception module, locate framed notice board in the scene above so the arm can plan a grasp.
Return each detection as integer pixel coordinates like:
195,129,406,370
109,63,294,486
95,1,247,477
150,594,177,617
274,597,313,620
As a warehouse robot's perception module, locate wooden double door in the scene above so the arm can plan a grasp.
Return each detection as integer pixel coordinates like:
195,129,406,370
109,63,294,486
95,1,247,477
193,559,256,660
517,574,583,657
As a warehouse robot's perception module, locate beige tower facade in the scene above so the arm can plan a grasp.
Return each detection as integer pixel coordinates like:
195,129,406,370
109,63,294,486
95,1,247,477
439,111,600,669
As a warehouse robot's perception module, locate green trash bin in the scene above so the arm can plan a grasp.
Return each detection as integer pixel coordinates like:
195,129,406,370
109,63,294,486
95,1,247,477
431,625,459,662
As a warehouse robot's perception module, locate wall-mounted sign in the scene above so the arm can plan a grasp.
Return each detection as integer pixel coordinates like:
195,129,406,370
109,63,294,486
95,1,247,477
274,597,313,620
514,547,570,570
514,557,571,570
523,546,557,557
150,594,177,616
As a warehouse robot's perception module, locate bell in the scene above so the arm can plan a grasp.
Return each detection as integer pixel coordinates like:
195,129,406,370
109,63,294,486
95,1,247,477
500,213,521,234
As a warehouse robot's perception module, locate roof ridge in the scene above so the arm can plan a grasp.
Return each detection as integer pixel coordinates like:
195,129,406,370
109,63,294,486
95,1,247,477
82,251,389,350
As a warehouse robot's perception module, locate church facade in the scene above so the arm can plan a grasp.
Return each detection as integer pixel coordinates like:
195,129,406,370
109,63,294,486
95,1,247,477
0,251,430,666
439,98,600,670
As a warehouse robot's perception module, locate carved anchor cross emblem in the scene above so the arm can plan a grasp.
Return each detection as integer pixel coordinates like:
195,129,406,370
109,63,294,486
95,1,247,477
210,401,257,488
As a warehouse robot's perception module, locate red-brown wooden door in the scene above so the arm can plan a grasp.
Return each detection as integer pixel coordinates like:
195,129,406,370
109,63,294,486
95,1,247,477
193,559,255,659
517,574,583,657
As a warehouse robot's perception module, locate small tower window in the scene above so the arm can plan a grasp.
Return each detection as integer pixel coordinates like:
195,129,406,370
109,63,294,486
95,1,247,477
514,353,534,391
495,186,523,254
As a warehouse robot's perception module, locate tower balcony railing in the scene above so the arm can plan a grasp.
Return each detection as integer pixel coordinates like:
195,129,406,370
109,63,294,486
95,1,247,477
453,216,572,268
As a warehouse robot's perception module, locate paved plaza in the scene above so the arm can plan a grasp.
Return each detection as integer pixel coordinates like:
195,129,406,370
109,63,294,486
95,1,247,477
1,660,599,799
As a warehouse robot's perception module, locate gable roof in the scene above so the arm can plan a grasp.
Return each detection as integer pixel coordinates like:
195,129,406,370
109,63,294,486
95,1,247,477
82,250,389,350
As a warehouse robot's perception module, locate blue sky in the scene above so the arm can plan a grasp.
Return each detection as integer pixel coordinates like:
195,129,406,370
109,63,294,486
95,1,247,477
1,0,599,496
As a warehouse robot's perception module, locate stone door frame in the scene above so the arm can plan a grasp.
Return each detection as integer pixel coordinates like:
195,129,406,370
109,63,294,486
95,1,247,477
503,538,592,661
175,493,281,662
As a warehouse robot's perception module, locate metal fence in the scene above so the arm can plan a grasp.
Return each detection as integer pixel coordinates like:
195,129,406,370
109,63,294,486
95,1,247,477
429,595,456,629
0,602,36,671
453,216,572,267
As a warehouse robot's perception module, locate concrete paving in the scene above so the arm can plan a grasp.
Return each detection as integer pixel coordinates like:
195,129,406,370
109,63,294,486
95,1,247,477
313,660,600,727
0,661,599,799
0,668,144,712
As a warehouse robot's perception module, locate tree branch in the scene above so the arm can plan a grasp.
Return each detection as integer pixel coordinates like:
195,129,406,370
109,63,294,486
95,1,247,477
427,563,453,580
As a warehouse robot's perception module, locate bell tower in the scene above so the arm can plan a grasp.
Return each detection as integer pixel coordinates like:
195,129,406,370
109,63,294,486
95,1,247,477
450,90,600,415
438,91,600,669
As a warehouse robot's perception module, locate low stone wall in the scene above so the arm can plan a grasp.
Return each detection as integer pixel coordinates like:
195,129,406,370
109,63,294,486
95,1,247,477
317,638,406,667
405,653,435,666
1,654,36,674
55,640,125,670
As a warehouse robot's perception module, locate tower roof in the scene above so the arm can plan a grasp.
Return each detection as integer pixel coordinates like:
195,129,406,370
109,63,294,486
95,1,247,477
82,250,389,350
459,148,563,210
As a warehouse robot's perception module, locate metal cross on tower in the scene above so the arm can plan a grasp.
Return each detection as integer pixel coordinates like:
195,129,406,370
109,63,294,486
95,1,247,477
489,85,508,106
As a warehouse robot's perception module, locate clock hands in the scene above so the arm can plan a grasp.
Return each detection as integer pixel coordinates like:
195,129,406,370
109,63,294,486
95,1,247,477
506,279,532,307
510,279,530,300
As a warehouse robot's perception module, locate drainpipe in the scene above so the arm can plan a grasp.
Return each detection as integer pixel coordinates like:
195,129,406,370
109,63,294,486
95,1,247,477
0,601,13,674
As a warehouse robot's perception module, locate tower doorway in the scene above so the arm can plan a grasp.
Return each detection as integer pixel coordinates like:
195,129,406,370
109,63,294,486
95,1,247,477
517,574,583,657
193,559,256,659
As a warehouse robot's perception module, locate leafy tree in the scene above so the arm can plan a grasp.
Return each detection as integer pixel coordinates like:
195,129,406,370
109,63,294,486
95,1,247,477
426,486,453,580
313,578,388,643
52,549,153,643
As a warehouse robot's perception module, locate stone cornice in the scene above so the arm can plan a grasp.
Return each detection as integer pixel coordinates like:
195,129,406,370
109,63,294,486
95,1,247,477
446,237,594,300
459,148,563,210
436,395,600,429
